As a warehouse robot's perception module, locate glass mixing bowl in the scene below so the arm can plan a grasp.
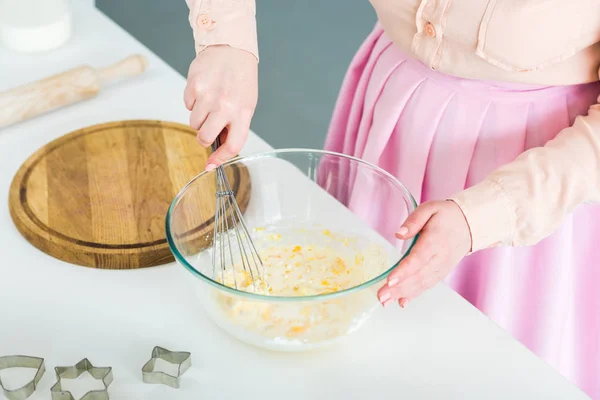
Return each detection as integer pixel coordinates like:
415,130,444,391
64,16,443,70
166,149,417,351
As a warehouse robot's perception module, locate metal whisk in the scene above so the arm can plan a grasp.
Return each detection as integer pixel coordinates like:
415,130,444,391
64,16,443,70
211,137,265,291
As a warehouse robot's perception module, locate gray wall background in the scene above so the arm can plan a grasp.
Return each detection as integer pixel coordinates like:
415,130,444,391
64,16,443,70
97,0,377,149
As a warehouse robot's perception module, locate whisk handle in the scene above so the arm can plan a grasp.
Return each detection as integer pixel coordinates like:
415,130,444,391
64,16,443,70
211,136,222,153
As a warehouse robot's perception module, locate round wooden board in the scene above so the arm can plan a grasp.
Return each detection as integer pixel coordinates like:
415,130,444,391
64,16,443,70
9,120,251,269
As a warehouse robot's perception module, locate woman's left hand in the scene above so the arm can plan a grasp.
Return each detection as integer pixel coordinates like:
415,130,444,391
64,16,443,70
377,200,472,307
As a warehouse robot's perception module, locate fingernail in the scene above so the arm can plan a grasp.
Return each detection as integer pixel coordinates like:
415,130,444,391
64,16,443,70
379,292,391,303
388,277,399,287
399,298,408,308
396,226,408,236
205,163,217,171
383,299,394,308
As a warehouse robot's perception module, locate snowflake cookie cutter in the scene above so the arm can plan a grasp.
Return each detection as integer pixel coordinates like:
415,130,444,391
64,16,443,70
50,358,113,400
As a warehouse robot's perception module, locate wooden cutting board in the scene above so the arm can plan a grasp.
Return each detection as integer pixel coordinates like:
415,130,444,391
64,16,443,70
9,120,250,269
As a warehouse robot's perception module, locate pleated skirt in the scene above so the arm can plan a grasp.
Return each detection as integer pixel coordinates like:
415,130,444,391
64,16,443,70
324,25,600,398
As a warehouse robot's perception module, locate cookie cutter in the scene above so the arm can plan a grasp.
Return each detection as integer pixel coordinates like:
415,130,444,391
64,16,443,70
0,355,45,400
141,346,191,389
50,358,113,400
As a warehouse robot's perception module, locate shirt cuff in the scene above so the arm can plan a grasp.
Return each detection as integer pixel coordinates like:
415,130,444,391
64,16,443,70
449,179,515,252
189,2,259,62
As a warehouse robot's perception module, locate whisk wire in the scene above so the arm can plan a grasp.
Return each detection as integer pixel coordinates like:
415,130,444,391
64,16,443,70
217,175,227,286
211,178,221,283
211,138,265,292
221,182,238,290
220,167,263,286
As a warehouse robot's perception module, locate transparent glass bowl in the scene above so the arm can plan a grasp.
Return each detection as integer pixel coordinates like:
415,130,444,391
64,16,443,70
166,149,417,351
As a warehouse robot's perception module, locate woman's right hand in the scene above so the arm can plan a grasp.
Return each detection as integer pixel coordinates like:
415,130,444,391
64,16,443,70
184,45,258,170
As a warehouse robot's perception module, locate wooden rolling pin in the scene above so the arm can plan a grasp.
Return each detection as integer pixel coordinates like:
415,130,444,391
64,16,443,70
0,54,148,129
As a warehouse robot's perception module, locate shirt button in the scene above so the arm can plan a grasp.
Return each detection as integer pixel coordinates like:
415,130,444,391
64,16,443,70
425,22,436,38
197,13,216,30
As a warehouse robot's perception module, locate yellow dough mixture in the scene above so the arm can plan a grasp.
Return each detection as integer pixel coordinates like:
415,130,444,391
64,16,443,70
209,228,390,348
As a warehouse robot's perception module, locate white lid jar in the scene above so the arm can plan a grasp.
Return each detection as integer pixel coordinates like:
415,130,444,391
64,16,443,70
0,0,72,53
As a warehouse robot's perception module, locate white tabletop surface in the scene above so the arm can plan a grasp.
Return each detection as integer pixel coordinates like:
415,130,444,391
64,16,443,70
0,3,588,399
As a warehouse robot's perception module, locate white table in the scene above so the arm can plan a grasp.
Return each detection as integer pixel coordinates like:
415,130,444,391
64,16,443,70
0,3,588,399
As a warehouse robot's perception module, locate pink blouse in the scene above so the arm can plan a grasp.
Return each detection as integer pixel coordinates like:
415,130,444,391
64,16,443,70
185,0,600,252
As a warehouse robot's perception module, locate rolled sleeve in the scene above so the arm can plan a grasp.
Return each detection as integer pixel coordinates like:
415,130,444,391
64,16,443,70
186,0,259,61
451,179,515,252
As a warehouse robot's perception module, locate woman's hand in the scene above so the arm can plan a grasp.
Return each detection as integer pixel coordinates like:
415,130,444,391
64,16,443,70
377,200,471,307
184,45,258,170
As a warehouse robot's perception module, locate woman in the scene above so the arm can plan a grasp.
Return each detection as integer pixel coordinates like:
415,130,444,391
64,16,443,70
183,0,600,397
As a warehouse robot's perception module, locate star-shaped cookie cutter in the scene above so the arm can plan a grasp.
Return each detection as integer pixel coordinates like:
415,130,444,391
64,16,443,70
141,346,191,389
0,355,45,400
50,358,113,400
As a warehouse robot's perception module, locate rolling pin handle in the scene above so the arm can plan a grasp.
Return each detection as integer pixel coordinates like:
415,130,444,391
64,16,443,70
98,54,148,86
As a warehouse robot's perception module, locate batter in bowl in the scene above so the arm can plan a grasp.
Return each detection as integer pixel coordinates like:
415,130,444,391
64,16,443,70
211,228,391,347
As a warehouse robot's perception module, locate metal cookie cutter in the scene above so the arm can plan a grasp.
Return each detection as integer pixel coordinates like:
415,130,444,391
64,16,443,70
0,355,45,400
50,358,113,400
142,346,191,389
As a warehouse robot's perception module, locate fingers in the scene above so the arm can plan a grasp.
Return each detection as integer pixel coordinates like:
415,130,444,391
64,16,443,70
189,102,209,132
387,236,434,285
378,207,437,303
378,269,421,307
190,106,250,170
183,83,196,111
377,254,442,306
395,202,438,239
377,249,433,305
196,113,229,148
388,255,441,299
206,119,249,169
377,213,438,306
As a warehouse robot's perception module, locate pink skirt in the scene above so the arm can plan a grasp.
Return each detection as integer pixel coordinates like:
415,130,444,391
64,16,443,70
325,25,600,398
